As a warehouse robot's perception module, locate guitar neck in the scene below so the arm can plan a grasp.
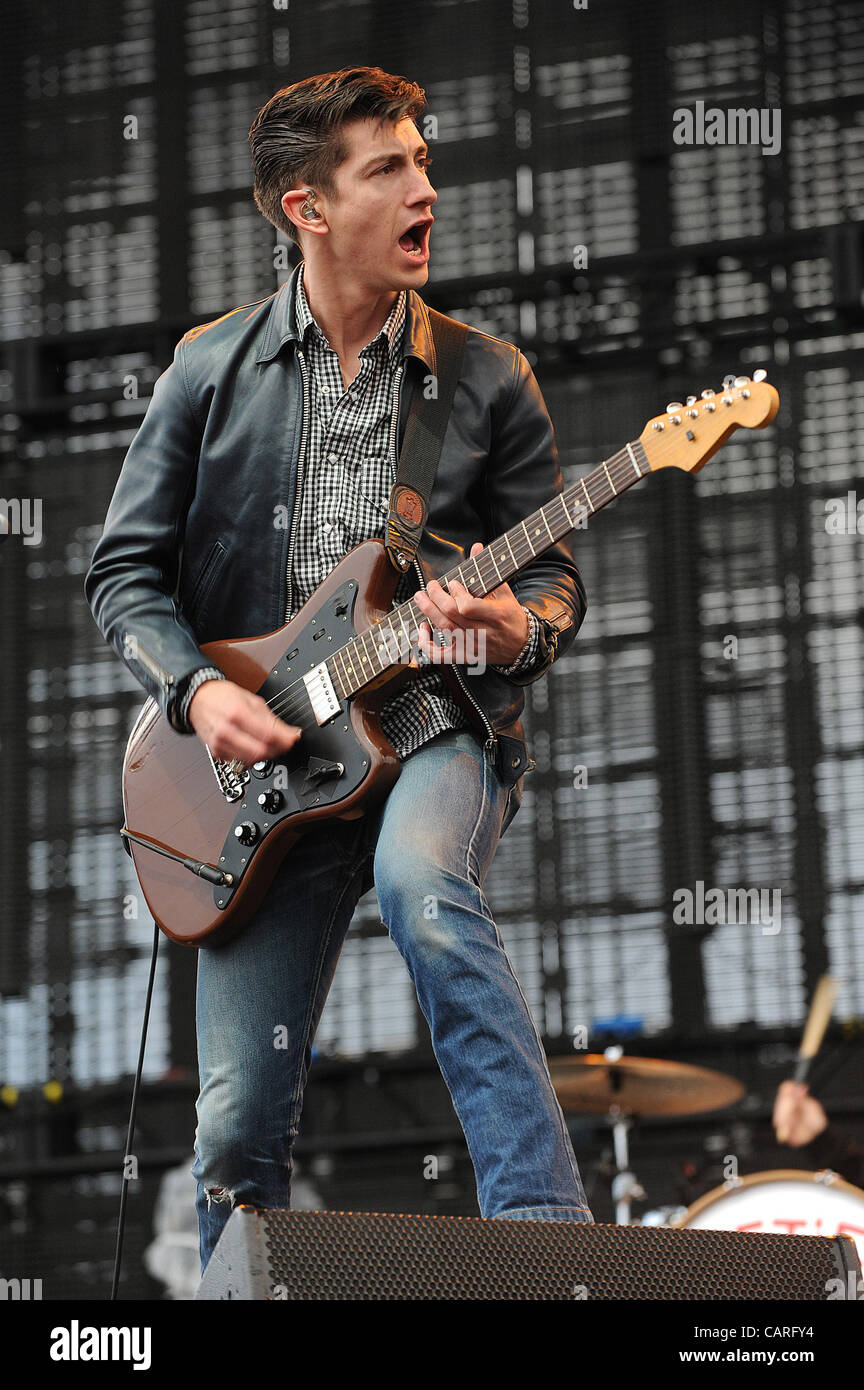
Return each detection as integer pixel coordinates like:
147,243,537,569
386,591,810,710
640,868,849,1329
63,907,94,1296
328,437,652,699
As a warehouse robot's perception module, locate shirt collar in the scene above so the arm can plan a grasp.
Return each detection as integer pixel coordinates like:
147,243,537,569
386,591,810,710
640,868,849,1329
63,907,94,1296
255,260,437,374
294,259,406,368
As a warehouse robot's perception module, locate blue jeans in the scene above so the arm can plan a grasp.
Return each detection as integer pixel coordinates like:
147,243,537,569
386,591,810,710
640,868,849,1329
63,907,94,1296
191,730,592,1271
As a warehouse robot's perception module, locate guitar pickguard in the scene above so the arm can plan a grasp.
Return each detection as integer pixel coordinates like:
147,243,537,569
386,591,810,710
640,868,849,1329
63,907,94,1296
212,578,371,911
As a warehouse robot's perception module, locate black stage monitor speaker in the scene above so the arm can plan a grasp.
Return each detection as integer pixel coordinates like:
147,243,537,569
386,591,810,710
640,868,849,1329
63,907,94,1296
195,1206,862,1301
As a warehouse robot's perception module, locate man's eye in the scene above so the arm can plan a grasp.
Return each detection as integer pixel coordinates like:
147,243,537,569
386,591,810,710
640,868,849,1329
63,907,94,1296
376,158,434,175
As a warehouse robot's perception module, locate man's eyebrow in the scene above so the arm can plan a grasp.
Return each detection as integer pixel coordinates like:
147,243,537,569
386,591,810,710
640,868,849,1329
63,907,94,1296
358,144,429,173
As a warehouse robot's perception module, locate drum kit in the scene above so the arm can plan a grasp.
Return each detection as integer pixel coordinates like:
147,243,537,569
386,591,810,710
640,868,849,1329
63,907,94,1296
549,1044,864,1264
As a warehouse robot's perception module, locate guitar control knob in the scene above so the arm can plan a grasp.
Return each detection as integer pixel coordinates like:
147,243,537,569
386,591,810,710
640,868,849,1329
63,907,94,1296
251,760,273,779
234,821,259,846
257,789,284,814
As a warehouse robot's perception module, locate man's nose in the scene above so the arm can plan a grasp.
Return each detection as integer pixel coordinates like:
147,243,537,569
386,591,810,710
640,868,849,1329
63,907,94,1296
413,170,437,205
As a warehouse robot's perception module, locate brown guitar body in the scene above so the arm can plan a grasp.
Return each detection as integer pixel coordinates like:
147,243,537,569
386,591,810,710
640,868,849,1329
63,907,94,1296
122,541,407,947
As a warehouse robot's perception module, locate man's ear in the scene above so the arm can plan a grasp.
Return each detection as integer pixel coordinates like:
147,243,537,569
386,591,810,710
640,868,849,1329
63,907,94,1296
281,189,327,240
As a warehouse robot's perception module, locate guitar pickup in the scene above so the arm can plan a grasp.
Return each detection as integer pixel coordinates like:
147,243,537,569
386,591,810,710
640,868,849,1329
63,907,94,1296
303,661,340,724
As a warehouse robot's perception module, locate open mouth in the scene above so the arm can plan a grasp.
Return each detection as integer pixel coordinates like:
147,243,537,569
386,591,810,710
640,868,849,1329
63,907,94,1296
397,222,430,257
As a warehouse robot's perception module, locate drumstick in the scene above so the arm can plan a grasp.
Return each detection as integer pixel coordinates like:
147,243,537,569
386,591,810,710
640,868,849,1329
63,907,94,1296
794,975,836,1083
777,976,836,1142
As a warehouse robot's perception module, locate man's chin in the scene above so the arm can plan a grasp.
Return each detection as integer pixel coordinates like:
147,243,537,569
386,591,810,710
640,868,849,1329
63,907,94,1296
372,270,429,298
395,258,430,287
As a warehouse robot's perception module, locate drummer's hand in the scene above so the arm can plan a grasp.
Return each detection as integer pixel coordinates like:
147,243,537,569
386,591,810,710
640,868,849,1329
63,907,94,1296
773,1080,828,1146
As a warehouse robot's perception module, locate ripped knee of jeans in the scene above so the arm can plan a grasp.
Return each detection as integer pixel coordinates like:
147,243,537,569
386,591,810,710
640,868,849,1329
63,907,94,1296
205,1185,237,1210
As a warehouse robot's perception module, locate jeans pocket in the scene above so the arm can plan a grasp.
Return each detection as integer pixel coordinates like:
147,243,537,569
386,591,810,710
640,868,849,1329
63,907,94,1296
320,814,369,871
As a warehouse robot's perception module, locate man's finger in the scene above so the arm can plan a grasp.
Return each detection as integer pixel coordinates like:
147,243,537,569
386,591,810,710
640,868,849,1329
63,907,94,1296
417,623,451,664
416,595,456,631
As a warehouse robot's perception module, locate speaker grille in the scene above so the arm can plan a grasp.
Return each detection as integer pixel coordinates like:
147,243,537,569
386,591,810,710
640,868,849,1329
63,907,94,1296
204,1207,858,1301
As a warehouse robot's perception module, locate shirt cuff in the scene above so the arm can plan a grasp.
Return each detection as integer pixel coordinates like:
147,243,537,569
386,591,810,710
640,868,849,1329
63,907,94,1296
170,666,226,734
491,606,541,676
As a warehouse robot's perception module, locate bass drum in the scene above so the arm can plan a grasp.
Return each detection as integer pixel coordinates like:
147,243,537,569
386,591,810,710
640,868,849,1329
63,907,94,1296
675,1169,864,1264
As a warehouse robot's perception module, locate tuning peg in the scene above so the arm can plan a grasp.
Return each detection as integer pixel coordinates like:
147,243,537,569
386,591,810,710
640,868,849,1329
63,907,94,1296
753,367,767,382
666,402,683,412
685,395,697,406
701,388,715,398
734,376,749,386
722,374,736,388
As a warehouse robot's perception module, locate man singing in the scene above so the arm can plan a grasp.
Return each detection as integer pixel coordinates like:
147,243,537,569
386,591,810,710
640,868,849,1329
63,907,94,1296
85,65,592,1272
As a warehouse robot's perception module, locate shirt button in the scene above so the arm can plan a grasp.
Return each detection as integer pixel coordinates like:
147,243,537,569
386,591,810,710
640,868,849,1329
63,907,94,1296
327,453,340,464
319,385,330,395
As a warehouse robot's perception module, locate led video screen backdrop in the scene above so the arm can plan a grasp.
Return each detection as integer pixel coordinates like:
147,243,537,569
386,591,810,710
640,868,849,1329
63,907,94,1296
1,0,862,1163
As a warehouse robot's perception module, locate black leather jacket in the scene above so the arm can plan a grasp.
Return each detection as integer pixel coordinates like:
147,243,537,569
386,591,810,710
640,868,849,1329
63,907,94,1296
85,262,587,824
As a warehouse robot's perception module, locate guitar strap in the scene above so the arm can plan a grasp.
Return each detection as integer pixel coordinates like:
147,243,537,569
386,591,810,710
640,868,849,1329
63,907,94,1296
385,309,469,574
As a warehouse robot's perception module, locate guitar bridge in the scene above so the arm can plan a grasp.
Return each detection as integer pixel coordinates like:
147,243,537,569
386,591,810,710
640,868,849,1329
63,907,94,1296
205,745,251,802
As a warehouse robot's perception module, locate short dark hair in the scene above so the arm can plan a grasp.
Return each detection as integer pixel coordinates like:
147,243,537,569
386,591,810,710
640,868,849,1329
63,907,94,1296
249,66,426,246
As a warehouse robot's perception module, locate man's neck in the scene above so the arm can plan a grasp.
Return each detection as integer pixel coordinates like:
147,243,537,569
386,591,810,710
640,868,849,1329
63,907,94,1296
300,259,399,361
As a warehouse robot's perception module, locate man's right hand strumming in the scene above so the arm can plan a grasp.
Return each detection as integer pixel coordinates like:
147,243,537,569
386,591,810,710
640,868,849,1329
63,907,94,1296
188,679,302,765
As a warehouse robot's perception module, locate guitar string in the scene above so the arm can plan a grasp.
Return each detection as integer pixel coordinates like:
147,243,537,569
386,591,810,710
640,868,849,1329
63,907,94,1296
212,397,758,754
258,443,643,730
258,428,701,730
261,432,665,725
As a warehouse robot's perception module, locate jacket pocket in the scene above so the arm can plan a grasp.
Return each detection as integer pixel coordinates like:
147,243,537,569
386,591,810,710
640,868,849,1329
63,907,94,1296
186,540,227,626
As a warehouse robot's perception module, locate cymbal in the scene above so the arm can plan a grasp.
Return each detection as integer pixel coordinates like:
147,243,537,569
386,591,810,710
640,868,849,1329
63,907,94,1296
548,1054,745,1117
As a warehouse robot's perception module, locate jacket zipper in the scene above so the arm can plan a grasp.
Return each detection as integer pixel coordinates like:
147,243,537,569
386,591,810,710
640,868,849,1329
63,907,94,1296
284,345,312,621
387,363,498,764
128,638,175,695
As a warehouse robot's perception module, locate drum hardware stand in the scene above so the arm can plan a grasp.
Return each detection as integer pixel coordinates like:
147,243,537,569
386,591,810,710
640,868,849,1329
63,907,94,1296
608,1107,646,1226
603,1044,645,1226
546,1043,747,1228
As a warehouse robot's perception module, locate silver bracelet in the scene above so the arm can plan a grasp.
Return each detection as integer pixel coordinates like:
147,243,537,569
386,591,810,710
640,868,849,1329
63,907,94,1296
494,607,540,674
175,666,226,732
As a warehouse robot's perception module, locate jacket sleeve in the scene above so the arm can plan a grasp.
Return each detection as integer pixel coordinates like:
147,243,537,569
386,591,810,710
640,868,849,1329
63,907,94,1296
84,338,215,727
484,347,587,684
804,1125,864,1192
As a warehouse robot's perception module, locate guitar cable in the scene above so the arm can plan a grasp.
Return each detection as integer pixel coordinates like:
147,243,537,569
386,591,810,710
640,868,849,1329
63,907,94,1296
120,826,231,885
110,918,161,1300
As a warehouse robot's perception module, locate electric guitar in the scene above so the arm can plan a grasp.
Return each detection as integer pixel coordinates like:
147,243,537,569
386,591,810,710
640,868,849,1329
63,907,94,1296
121,373,779,946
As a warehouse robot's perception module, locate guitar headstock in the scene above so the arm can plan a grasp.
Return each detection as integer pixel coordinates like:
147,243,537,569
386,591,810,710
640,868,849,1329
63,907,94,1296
639,371,780,474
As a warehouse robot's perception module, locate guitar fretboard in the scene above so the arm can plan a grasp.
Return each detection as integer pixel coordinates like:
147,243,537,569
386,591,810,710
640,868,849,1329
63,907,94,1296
328,437,651,697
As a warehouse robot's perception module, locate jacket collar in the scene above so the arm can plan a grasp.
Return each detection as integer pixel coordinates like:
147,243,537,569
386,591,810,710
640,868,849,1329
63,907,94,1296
255,259,437,373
